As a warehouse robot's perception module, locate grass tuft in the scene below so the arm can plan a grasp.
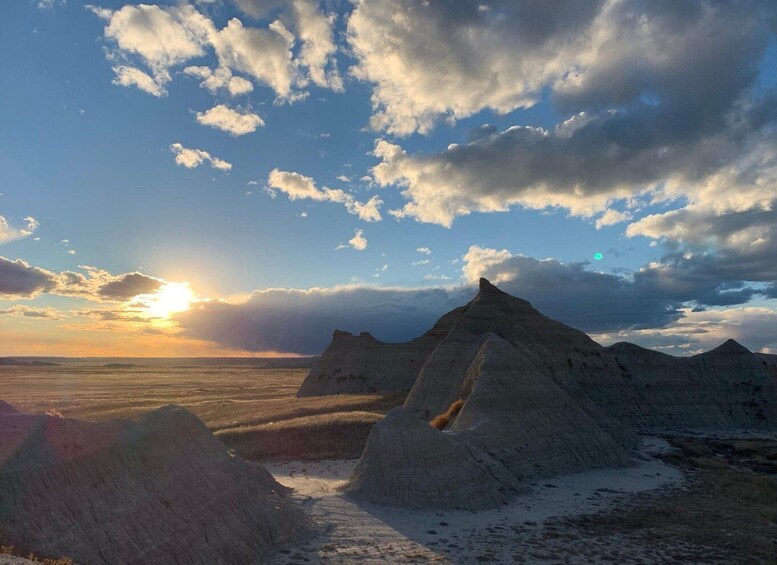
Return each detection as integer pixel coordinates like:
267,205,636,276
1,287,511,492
430,399,465,430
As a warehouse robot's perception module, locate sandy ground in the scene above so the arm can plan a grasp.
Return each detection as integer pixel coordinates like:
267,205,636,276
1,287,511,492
265,437,685,564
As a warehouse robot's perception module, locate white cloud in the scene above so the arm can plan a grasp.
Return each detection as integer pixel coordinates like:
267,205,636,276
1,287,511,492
337,228,368,251
290,0,342,91
211,18,296,99
595,209,632,229
416,247,432,255
111,65,167,96
92,3,212,95
195,104,265,135
267,169,383,222
593,305,777,355
98,4,210,69
461,245,515,284
169,143,232,171
346,0,598,135
412,259,431,266
0,216,39,245
183,66,254,96
37,0,66,9
90,1,342,101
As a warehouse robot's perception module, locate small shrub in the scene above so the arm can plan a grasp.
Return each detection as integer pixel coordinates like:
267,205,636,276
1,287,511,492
430,399,465,430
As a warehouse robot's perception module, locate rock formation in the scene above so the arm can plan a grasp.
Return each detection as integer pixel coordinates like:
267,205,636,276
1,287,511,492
605,339,777,430
0,403,306,564
297,306,464,396
343,278,777,510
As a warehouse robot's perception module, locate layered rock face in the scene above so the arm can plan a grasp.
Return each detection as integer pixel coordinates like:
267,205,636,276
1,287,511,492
0,403,306,564
344,279,777,509
297,306,464,396
606,339,777,430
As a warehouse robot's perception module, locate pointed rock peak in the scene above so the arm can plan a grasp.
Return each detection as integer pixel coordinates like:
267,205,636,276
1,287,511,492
332,329,353,338
476,278,512,301
712,339,751,355
475,277,532,307
479,277,501,293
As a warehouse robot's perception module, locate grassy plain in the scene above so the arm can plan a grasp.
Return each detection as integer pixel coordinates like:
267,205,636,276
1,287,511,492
0,361,403,460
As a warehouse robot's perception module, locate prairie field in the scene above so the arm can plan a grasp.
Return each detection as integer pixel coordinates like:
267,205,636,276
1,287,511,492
0,360,404,460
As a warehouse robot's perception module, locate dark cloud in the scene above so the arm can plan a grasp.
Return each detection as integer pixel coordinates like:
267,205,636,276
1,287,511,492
173,255,687,354
371,0,777,233
0,257,59,298
97,273,163,300
175,287,468,355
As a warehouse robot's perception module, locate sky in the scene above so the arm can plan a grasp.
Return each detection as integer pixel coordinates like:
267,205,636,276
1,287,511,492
1,0,777,356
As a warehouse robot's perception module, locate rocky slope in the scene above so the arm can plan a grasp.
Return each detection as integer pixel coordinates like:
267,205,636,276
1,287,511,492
297,306,464,396
343,279,777,509
0,402,306,564
606,339,777,430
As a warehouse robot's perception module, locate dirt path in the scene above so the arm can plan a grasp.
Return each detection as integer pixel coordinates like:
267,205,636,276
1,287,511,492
266,438,684,563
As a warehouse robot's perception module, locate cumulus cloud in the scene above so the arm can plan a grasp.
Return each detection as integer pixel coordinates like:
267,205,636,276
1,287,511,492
0,216,39,245
0,257,59,298
91,0,341,101
348,0,775,135
169,143,232,171
337,228,368,251
111,65,167,96
595,209,632,229
233,0,342,91
195,104,265,135
183,66,253,96
362,0,777,308
0,255,172,304
0,305,63,320
346,0,598,135
95,272,164,300
91,3,211,94
267,169,383,221
289,0,342,91
416,247,431,255
211,18,296,98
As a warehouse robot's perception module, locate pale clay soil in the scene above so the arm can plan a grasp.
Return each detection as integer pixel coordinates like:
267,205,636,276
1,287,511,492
265,437,689,564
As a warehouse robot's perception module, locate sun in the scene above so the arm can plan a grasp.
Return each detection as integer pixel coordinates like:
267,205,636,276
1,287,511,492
143,283,195,318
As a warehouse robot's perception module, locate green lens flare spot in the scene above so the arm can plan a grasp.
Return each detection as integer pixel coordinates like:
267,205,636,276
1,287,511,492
594,252,604,261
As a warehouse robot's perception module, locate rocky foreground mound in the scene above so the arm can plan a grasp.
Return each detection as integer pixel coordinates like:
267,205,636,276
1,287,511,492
342,279,777,509
0,402,306,564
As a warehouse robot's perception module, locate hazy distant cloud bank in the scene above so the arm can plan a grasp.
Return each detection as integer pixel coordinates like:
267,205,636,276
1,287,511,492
172,234,777,355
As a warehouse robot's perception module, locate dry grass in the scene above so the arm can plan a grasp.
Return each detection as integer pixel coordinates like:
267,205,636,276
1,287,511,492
568,436,777,563
218,411,383,460
430,399,465,430
0,364,406,461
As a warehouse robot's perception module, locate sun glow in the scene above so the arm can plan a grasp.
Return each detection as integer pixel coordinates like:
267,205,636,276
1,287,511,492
142,283,195,318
